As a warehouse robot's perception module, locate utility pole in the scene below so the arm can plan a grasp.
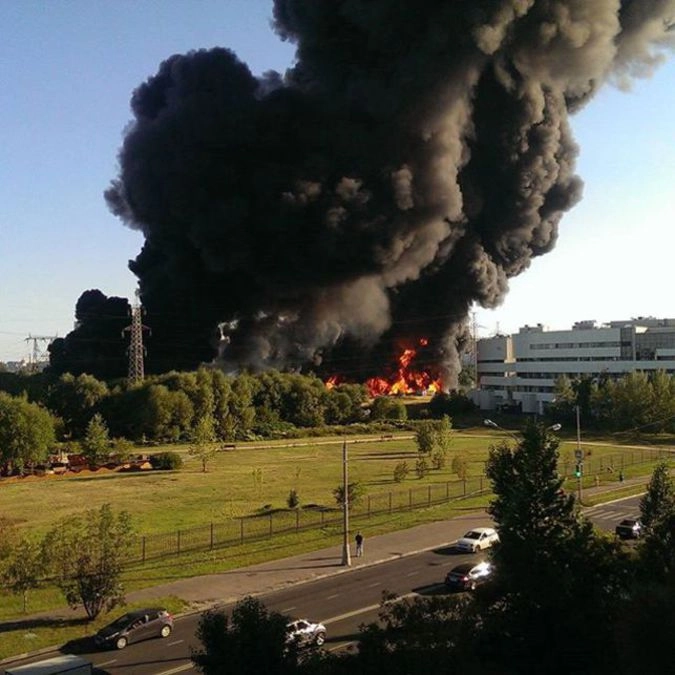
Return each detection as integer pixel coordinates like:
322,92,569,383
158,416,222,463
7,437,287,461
575,405,583,503
122,293,150,385
341,439,351,567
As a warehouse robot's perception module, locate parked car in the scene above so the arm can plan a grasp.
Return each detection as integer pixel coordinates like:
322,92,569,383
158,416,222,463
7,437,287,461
454,527,500,553
445,560,493,591
615,518,642,540
94,608,173,650
286,618,327,648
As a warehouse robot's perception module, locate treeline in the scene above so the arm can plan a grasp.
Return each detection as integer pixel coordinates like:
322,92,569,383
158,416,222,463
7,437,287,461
3,369,466,473
550,370,675,432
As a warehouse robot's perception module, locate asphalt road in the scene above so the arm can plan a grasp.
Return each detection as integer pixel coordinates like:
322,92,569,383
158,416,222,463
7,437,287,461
2,495,644,675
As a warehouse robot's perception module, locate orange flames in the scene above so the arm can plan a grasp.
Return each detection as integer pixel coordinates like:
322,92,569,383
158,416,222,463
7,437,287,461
325,339,442,397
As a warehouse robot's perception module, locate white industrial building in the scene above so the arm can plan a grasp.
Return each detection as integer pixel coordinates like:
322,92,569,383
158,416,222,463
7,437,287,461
472,318,675,415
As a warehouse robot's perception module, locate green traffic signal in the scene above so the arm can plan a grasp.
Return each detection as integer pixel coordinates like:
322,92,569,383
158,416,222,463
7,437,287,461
574,463,582,478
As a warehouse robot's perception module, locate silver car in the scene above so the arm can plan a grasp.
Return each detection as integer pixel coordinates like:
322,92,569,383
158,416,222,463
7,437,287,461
286,618,327,648
454,527,500,553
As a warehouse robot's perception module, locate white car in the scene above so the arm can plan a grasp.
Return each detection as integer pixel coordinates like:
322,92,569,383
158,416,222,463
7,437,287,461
454,527,500,553
286,619,327,648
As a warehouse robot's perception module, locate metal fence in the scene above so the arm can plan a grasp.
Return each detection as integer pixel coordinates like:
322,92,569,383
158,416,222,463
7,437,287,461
126,446,674,566
127,475,489,565
559,446,672,480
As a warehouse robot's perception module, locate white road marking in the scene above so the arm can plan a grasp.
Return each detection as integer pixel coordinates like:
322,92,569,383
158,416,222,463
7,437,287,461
94,659,118,667
367,581,381,587
327,640,358,652
155,663,194,675
168,639,184,646
326,593,340,599
322,591,417,625
406,571,418,576
281,606,296,613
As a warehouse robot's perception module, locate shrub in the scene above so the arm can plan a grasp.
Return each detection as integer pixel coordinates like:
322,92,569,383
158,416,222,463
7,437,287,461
451,453,469,481
149,451,183,470
431,449,447,470
393,461,409,482
287,489,300,509
415,456,429,479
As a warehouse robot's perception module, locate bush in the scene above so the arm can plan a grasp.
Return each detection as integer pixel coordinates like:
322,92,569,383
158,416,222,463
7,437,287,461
149,451,183,470
415,457,429,479
431,449,447,470
287,489,300,509
415,456,429,479
393,461,409,482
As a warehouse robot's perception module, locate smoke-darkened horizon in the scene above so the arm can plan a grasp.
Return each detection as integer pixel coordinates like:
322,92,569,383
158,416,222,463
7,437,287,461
106,0,674,387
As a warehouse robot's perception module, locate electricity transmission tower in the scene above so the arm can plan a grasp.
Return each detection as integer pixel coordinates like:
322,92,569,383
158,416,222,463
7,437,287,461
122,294,150,384
24,334,57,372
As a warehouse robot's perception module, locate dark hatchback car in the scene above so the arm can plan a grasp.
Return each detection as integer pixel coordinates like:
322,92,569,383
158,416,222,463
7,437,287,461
445,560,493,591
95,608,173,650
615,518,642,540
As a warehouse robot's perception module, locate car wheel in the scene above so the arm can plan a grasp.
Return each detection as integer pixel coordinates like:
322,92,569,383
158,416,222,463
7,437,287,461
115,636,128,650
315,632,326,647
160,625,172,638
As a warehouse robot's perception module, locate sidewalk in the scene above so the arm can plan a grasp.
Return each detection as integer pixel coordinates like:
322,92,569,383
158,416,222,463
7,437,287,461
0,475,648,662
121,474,647,611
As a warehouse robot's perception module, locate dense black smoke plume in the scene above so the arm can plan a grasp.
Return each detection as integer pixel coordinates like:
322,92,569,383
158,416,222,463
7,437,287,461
48,290,130,379
106,0,674,387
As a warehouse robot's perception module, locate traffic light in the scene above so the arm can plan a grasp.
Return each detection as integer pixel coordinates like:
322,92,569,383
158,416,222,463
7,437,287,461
574,463,583,478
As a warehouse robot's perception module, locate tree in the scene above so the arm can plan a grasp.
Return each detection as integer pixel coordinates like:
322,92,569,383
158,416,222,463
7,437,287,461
483,421,629,674
434,416,453,453
43,504,133,619
638,462,675,582
2,537,45,613
0,392,56,474
46,372,108,438
0,517,20,576
355,592,478,674
415,456,429,479
640,461,675,530
191,596,298,675
415,421,436,454
451,453,468,481
332,482,365,509
415,418,452,456
81,413,110,465
189,414,217,472
370,396,407,421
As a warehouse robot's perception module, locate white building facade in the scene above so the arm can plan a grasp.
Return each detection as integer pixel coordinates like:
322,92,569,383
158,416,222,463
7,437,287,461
472,318,675,414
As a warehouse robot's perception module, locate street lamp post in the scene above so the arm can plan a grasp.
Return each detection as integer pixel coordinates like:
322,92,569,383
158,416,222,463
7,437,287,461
341,439,351,567
575,405,583,503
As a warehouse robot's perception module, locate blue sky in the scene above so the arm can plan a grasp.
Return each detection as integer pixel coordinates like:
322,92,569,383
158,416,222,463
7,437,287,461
0,1,673,362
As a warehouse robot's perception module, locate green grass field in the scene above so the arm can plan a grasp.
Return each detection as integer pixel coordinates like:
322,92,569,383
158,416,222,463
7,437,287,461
0,428,669,538
0,426,672,661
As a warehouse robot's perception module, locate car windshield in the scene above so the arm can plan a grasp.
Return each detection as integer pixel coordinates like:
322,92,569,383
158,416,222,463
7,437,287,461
108,614,137,629
451,565,473,574
464,531,481,540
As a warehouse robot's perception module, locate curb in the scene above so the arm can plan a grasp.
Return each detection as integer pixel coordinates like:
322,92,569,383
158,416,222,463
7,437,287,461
0,485,645,668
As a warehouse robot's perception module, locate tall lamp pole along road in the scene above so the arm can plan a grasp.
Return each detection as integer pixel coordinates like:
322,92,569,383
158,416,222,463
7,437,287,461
575,405,583,503
341,439,351,567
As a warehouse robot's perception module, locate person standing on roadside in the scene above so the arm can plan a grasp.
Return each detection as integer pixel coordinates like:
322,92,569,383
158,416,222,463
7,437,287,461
355,531,364,557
